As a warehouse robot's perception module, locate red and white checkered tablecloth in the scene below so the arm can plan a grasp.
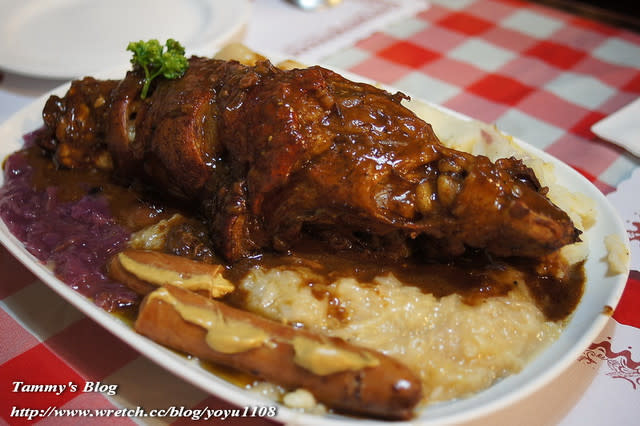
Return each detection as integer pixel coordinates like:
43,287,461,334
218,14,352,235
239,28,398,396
1,0,639,425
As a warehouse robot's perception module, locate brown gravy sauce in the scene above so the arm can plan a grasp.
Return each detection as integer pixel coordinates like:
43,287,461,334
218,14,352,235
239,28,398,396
24,146,177,231
226,247,585,322
23,146,585,322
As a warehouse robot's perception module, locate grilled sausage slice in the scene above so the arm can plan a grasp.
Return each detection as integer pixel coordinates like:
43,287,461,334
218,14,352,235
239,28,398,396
135,285,422,420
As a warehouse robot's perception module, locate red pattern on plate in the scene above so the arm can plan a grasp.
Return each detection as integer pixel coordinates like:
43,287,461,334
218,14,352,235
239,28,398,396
629,218,640,243
578,337,640,389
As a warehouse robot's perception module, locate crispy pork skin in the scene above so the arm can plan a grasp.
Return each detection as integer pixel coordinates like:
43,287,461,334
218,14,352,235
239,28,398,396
40,57,580,262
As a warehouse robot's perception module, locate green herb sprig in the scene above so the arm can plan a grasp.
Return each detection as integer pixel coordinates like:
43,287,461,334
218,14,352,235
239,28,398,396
126,39,189,99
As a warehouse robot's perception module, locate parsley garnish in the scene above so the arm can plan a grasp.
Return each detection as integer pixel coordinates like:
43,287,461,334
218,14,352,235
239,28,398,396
126,39,189,99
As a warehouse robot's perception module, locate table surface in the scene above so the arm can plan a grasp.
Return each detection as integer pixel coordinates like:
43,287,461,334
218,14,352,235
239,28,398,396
1,0,639,425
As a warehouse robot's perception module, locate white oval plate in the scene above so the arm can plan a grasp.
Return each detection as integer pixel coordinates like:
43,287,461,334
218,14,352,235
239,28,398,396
0,64,631,425
0,0,251,79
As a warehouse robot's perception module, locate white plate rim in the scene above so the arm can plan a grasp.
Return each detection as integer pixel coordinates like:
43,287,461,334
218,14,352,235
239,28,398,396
0,62,631,425
0,0,251,79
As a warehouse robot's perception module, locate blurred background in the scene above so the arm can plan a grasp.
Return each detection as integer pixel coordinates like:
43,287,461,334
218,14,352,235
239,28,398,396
531,0,639,31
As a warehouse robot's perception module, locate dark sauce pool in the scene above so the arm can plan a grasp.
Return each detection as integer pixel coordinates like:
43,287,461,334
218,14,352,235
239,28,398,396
0,131,585,321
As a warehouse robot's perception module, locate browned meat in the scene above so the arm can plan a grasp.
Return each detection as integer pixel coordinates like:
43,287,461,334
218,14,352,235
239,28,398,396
39,57,580,262
42,77,118,169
